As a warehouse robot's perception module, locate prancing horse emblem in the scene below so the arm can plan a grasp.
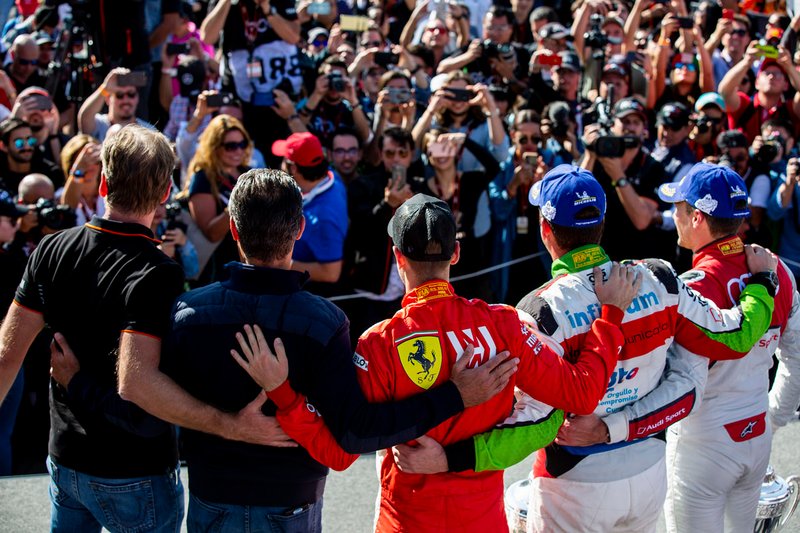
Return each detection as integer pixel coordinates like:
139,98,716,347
408,339,437,377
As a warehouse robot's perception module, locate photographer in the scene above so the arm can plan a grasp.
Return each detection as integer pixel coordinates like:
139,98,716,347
688,91,727,161
582,97,674,263
150,200,199,280
160,55,209,142
527,51,589,121
412,71,508,172
653,19,715,110
768,157,800,281
372,71,415,140
10,87,62,164
437,6,530,86
298,58,372,147
0,118,63,195
707,13,752,88
57,134,102,226
719,42,800,142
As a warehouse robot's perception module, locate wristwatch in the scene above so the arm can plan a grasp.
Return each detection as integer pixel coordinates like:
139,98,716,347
612,177,630,188
71,169,86,182
749,270,779,297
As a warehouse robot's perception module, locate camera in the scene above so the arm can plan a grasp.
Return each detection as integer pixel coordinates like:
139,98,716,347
327,72,347,92
693,114,719,134
374,52,400,67
481,40,514,59
164,201,187,232
35,198,76,231
752,137,784,165
584,14,622,50
387,88,412,104
593,135,641,158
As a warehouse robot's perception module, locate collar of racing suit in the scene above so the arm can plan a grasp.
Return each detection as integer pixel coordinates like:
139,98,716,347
691,234,744,268
402,279,457,307
551,244,611,278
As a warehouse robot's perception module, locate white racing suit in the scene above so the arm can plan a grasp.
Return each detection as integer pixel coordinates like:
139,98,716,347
439,244,774,533
665,236,800,533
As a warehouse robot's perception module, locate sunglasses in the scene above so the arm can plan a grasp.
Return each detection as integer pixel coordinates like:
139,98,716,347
362,40,382,48
115,90,138,99
17,58,38,66
13,136,37,149
517,135,542,145
674,62,697,72
731,29,748,37
333,147,359,156
222,140,248,152
312,37,328,46
382,148,410,158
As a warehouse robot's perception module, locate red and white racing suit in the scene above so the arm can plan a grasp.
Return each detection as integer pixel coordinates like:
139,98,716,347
354,279,624,533
512,244,774,533
665,236,800,533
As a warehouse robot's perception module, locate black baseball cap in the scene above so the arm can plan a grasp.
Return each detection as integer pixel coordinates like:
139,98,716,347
716,130,749,150
613,97,647,121
387,194,456,262
0,193,28,219
657,102,690,129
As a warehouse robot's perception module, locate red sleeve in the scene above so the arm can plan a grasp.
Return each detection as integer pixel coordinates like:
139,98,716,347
726,92,753,130
270,381,359,471
514,306,623,415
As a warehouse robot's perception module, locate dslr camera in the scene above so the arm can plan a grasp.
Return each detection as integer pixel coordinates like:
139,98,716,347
35,198,77,231
481,40,514,60
752,135,784,165
164,201,187,232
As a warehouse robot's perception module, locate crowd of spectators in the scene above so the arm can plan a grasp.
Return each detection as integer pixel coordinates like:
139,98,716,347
1,0,800,475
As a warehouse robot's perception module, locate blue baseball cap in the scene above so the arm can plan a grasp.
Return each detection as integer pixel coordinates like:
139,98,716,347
528,165,606,227
657,163,750,218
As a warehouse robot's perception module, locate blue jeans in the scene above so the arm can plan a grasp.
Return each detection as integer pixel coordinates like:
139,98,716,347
47,456,184,533
187,493,322,533
0,368,23,475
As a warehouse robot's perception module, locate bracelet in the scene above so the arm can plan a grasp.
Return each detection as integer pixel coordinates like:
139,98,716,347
100,86,110,98
287,113,300,121
161,68,177,76
351,102,362,111
658,37,670,47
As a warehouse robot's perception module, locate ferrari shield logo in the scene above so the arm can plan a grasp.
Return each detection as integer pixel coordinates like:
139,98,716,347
396,332,442,389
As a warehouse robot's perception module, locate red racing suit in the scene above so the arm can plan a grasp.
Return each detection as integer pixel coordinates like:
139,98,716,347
355,279,624,533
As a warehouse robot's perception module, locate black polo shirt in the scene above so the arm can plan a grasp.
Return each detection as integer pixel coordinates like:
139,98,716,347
14,216,184,477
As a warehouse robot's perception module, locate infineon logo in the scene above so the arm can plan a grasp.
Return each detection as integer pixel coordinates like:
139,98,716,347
564,292,660,328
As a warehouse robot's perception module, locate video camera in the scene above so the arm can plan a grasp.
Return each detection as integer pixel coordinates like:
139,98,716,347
586,87,641,158
164,201,187,233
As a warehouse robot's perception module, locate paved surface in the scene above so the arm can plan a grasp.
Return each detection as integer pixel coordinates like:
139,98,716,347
1,418,799,532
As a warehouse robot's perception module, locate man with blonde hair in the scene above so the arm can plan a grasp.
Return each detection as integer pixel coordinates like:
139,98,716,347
0,126,282,532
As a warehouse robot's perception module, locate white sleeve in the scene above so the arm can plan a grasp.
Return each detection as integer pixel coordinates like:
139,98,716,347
769,280,800,429
749,173,772,209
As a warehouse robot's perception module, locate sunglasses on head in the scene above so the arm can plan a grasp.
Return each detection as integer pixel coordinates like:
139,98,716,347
115,90,138,99
13,136,36,149
222,140,248,152
517,135,542,145
17,58,38,66
674,62,697,71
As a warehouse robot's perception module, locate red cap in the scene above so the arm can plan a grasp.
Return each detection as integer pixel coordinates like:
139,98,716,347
271,132,325,167
759,58,787,77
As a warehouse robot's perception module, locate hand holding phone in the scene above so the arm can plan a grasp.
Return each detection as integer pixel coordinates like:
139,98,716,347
117,71,148,88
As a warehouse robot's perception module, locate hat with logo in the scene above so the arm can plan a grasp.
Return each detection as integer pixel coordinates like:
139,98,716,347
539,22,570,41
695,92,727,113
528,165,606,227
603,56,629,78
657,102,690,129
554,50,581,72
657,163,750,218
271,132,325,166
308,27,329,44
613,97,647,121
387,194,457,262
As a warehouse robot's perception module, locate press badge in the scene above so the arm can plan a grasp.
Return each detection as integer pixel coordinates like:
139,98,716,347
246,59,264,80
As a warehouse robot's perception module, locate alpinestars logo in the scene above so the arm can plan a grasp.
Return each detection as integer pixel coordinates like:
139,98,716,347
740,421,756,438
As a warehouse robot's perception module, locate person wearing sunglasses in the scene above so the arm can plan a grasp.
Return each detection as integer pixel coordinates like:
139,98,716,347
0,117,63,197
4,34,46,96
78,67,155,143
688,92,728,161
653,19,715,111
181,114,253,285
708,14,752,88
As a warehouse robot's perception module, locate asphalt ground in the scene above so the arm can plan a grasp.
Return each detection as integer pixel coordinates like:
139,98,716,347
1,418,799,532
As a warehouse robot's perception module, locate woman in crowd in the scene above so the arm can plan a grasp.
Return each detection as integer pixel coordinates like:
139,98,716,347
413,71,509,173
183,114,252,285
413,128,500,300
58,134,102,226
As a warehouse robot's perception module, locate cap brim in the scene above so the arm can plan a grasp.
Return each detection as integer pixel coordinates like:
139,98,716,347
271,139,289,157
528,181,543,206
657,182,685,204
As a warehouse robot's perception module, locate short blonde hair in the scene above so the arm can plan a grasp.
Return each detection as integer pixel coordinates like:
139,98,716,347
101,125,176,215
